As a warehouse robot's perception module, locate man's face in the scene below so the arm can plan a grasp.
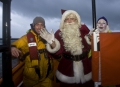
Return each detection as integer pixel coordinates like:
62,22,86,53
97,19,107,30
34,23,44,34
64,14,76,24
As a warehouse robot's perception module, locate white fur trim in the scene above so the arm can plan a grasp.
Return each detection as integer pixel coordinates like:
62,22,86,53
56,61,92,84
46,38,60,53
84,35,91,45
81,22,85,25
56,70,76,83
60,10,81,30
84,72,92,82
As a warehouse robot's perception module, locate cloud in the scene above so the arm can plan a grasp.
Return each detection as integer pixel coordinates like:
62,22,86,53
10,0,120,31
0,6,60,38
95,0,120,31
0,0,120,38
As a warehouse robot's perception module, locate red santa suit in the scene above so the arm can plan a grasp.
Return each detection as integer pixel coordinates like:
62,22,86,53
46,10,93,86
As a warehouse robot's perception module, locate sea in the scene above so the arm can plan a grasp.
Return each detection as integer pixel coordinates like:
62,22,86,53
0,39,19,78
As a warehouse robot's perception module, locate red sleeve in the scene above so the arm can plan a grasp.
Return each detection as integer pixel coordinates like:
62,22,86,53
80,24,90,36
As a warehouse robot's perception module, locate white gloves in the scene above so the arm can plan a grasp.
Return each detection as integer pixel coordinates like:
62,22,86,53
89,28,100,35
94,29,100,34
89,28,95,35
40,28,55,44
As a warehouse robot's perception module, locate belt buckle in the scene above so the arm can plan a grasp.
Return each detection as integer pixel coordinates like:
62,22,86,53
74,55,78,61
73,56,76,61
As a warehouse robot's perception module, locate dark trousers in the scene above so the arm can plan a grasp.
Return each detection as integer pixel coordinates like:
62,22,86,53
60,80,94,87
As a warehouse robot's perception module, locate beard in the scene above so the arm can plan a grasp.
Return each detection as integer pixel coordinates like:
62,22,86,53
61,22,84,55
97,25,110,33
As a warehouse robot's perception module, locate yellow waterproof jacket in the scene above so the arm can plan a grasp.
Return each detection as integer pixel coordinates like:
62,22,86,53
12,29,54,82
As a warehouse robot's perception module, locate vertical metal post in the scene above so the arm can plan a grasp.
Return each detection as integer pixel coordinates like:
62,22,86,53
92,1,102,87
0,0,14,87
92,0,96,29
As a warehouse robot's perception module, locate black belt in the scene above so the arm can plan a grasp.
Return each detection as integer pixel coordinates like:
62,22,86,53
38,49,46,53
63,51,88,61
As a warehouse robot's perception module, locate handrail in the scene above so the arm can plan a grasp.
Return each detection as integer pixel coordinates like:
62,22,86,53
0,38,19,40
12,61,25,87
12,61,24,75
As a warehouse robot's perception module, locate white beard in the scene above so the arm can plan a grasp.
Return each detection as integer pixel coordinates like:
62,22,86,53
61,22,84,55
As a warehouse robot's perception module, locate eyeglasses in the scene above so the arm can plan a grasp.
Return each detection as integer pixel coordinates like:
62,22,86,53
65,18,76,22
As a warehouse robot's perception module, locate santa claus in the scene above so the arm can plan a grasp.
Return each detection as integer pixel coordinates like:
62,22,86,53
40,10,94,87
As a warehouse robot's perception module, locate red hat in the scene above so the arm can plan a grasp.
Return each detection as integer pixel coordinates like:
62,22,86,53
61,9,66,14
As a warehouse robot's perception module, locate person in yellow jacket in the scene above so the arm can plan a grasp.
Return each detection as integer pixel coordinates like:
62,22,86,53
11,16,54,87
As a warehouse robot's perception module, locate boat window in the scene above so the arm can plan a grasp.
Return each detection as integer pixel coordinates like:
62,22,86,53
0,38,19,78
0,2,2,79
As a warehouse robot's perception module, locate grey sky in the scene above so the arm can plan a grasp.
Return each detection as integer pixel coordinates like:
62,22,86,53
0,0,120,38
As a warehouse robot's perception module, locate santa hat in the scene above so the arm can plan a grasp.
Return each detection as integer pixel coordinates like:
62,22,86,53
60,10,81,30
97,16,108,25
61,9,66,14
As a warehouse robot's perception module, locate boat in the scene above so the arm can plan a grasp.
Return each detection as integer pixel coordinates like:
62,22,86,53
0,53,60,87
0,0,97,87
